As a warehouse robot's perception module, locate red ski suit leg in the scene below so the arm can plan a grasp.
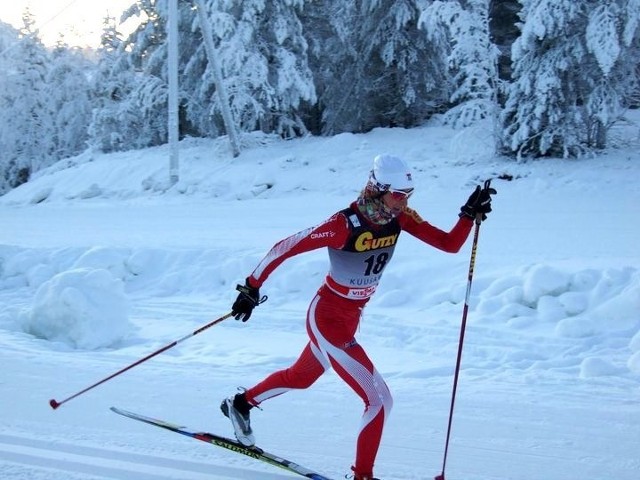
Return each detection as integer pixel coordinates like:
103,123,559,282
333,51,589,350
244,287,392,477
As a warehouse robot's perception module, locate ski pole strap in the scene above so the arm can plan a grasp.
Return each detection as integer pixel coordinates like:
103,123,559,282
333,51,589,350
235,283,268,306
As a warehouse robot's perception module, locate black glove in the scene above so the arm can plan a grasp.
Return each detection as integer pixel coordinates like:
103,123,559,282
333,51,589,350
460,181,497,222
231,278,263,322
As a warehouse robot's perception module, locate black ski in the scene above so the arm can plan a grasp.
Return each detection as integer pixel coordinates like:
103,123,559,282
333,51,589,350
110,406,334,480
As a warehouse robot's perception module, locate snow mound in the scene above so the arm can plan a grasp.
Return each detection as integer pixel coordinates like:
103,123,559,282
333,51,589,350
22,268,132,349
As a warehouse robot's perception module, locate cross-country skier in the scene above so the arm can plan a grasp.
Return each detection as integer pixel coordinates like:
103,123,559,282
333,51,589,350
221,154,496,480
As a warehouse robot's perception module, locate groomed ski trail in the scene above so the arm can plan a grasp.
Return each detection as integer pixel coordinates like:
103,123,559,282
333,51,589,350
0,433,299,480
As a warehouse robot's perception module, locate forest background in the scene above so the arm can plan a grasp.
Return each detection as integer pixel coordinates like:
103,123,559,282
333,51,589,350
1,0,639,195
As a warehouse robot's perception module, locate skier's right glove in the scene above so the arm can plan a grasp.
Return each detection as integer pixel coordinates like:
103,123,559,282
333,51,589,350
231,278,265,322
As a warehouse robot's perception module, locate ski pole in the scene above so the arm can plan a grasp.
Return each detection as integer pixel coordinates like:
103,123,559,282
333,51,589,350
49,312,233,410
435,179,491,480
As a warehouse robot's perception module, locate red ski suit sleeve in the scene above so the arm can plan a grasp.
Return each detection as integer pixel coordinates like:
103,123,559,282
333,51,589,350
248,212,350,288
398,207,473,253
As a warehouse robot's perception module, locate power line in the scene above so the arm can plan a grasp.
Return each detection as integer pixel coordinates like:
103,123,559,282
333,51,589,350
32,0,81,35
1,0,81,56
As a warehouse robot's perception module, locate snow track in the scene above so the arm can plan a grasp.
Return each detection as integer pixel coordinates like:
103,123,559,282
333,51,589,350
0,434,296,480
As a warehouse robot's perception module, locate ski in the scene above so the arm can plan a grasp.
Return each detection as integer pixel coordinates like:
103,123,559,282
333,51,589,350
110,406,334,480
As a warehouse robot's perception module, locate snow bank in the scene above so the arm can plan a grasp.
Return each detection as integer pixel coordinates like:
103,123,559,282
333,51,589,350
21,268,131,349
473,264,640,374
2,242,638,375
475,265,639,330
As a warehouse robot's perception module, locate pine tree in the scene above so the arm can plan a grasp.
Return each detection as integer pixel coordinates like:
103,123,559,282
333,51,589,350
0,20,18,53
0,22,20,193
306,0,448,135
419,0,500,128
112,0,317,142
488,0,521,81
85,1,174,153
120,0,169,147
89,16,138,152
45,42,93,160
190,0,316,138
501,0,640,158
0,10,52,191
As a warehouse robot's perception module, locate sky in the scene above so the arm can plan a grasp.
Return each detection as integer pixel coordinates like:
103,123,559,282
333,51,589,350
0,0,137,48
0,116,638,480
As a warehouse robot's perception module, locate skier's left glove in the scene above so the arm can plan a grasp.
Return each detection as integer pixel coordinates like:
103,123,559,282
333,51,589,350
460,182,497,222
231,278,266,322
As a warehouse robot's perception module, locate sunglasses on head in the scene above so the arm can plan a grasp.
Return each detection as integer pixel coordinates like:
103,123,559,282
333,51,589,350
386,187,414,200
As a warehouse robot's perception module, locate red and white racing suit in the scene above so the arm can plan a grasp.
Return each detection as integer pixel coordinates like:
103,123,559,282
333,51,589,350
243,202,473,476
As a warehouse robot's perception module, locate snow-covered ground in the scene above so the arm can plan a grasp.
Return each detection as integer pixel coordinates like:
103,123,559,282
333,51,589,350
0,117,639,480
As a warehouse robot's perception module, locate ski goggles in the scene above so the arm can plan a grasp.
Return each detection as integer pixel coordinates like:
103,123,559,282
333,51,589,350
369,173,414,200
386,187,414,200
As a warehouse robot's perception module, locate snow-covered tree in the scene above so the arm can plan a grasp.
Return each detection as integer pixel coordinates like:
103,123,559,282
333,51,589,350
0,21,18,53
119,1,169,147
0,10,51,192
488,0,521,80
419,0,500,128
109,0,316,143
188,0,316,138
45,42,93,160
89,10,163,152
1,16,95,192
501,0,640,158
0,22,20,193
305,0,448,135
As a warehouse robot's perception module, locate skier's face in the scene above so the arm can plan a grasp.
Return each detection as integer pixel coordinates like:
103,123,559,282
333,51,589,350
381,189,411,214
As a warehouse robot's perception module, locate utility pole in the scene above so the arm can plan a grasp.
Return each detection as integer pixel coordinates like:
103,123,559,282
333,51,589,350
168,0,180,184
194,0,241,157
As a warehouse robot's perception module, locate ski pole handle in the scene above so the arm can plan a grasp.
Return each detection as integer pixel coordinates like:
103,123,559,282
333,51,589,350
475,179,493,225
49,312,233,410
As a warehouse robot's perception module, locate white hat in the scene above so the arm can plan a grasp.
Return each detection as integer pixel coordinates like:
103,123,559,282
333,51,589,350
370,154,414,191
